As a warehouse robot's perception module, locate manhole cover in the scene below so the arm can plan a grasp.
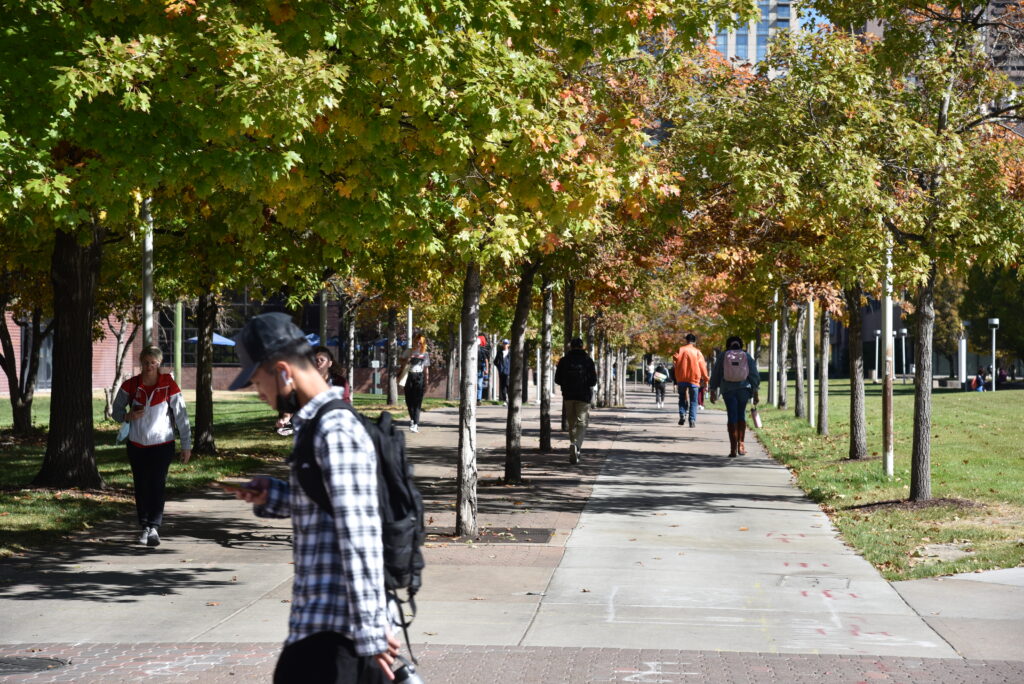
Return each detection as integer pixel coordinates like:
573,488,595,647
778,575,851,590
0,657,68,674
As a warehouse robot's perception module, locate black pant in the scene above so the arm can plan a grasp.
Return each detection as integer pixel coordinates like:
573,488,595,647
128,442,175,529
274,632,387,684
652,382,666,402
404,373,425,423
498,372,510,402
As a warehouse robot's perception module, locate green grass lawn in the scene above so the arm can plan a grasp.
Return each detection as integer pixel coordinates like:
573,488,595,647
0,391,458,556
755,378,1024,580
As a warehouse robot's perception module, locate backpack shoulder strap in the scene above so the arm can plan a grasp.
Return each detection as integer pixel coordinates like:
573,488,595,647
292,398,351,515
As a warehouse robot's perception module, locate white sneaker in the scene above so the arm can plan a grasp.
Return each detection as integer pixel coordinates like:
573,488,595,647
698,405,704,411
138,527,150,545
409,423,418,433
147,528,160,547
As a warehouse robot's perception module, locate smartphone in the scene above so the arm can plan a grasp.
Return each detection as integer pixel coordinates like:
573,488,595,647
219,482,261,495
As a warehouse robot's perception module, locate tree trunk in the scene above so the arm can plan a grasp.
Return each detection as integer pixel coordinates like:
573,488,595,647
910,264,937,501
794,302,806,419
778,297,790,409
103,313,140,421
539,275,553,452
456,261,481,536
521,339,530,405
818,306,830,436
561,279,575,432
34,224,105,489
845,284,868,460
386,308,398,405
346,307,356,394
193,288,217,455
0,304,51,436
446,321,457,401
505,261,538,483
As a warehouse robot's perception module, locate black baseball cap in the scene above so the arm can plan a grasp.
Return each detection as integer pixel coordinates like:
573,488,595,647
229,312,311,390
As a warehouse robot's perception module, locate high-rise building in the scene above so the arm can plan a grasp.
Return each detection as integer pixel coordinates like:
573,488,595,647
714,1,795,64
985,1,1024,85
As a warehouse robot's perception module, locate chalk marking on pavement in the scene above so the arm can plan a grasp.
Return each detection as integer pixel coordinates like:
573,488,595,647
606,585,619,623
143,654,227,676
617,662,699,682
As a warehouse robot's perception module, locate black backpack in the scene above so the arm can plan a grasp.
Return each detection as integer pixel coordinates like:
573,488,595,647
292,399,425,646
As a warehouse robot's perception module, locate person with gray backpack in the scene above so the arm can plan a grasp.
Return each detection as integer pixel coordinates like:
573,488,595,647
709,335,760,458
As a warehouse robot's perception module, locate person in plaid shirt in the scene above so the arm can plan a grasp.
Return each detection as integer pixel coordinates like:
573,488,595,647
227,313,400,683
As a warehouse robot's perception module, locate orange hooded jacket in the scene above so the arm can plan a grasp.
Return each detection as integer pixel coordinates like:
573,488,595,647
673,344,709,386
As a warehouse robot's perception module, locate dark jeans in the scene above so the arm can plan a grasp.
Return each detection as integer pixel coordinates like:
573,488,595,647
128,441,175,529
723,388,752,423
404,373,425,423
652,382,666,402
274,632,387,684
498,372,510,402
677,382,699,423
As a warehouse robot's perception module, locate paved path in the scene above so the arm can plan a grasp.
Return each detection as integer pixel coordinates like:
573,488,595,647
1,388,1022,682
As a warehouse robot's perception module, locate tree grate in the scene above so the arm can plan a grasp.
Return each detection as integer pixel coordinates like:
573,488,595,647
0,657,69,674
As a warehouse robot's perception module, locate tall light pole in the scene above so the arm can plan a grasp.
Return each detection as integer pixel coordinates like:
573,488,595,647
989,318,999,392
899,328,908,384
873,329,882,383
959,321,970,388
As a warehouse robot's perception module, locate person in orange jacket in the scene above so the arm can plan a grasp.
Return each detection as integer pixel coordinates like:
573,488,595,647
672,333,709,427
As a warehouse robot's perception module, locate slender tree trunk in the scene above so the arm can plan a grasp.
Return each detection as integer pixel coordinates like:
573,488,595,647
345,307,356,394
818,306,830,436
456,261,481,536
794,302,806,419
521,339,530,405
505,261,537,483
387,308,398,405
778,297,790,409
193,288,217,455
34,224,105,489
845,284,868,460
0,304,51,436
103,314,140,421
561,279,575,432
911,264,937,501
446,321,457,400
539,275,553,452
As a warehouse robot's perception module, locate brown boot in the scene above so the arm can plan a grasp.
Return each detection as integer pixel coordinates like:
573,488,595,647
737,420,747,456
727,422,737,458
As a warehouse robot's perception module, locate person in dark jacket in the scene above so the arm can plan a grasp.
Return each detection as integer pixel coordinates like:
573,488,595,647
709,335,760,458
554,337,598,464
494,339,512,404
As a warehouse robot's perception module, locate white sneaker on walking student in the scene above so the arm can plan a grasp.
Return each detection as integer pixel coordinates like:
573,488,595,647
409,422,418,433
147,528,160,547
138,527,151,545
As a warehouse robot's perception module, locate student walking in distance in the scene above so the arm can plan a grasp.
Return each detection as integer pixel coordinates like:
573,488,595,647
112,346,192,547
226,313,400,683
399,333,430,432
709,335,761,458
555,337,598,464
672,333,709,428
651,359,670,408
495,339,512,404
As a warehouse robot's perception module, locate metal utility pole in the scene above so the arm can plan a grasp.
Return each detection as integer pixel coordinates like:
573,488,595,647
882,247,895,478
808,299,816,429
141,197,155,348
174,301,183,383
990,318,999,392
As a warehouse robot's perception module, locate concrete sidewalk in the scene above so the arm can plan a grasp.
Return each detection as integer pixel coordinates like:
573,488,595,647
1,388,1022,682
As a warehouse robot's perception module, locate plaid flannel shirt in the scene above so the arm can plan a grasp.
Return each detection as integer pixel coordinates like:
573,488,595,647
255,388,389,656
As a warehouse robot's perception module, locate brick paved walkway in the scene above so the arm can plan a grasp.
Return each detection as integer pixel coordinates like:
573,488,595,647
2,643,1023,683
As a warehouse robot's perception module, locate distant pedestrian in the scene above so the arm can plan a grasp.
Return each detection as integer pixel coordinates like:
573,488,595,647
651,360,670,408
226,312,400,683
973,367,986,392
112,346,192,547
477,334,490,403
313,345,351,402
710,335,760,458
399,333,430,433
555,337,598,464
672,333,709,428
495,339,512,404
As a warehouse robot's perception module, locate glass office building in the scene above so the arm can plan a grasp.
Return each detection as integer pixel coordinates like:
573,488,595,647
715,1,794,65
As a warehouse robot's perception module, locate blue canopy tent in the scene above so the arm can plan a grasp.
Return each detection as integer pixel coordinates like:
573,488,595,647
186,333,236,346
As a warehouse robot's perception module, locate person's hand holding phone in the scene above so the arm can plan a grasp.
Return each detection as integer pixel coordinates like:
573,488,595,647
129,404,145,422
221,477,270,506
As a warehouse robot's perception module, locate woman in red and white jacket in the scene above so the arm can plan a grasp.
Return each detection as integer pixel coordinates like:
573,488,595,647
112,346,192,547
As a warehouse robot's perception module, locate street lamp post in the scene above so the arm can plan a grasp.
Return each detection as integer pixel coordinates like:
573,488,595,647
899,328,908,384
874,329,882,383
989,318,1000,392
